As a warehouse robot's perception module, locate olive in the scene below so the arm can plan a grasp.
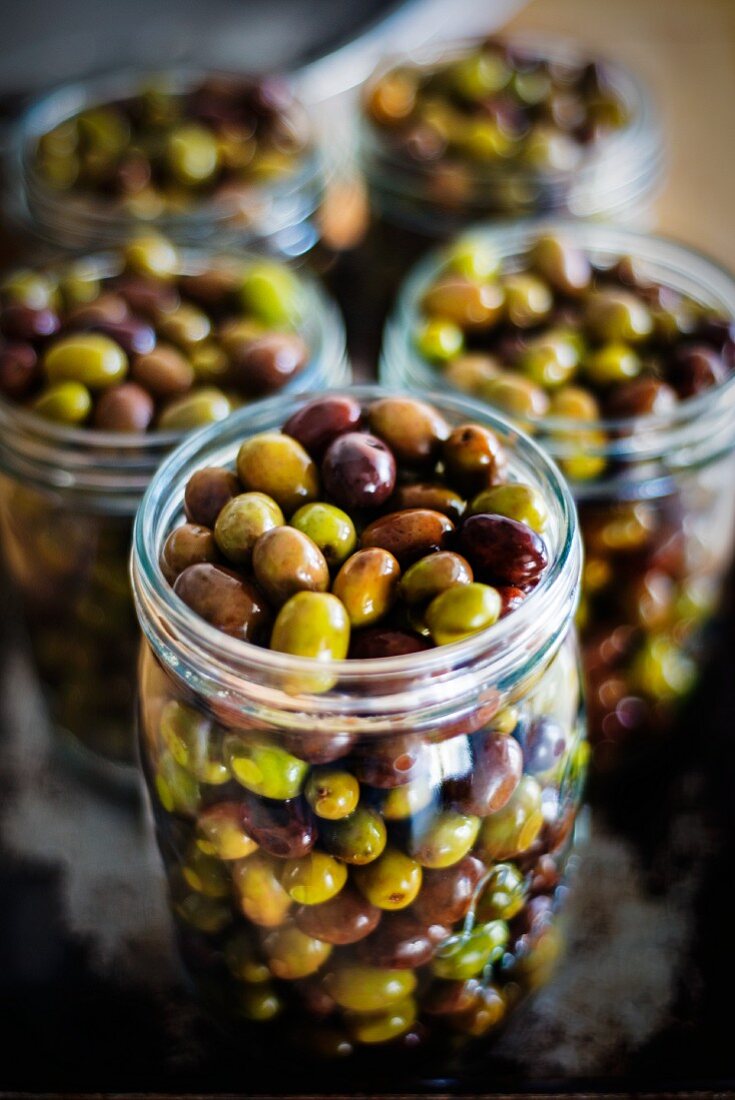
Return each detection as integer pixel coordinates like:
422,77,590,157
399,551,473,607
173,563,271,641
184,466,240,528
124,235,179,280
605,377,678,418
173,888,231,934
280,851,348,905
224,928,270,982
86,317,156,356
529,234,591,296
237,432,319,514
283,395,363,458
223,733,309,799
115,275,179,317
239,262,302,326
585,288,653,343
446,730,523,816
252,526,329,606
431,920,509,980
159,699,229,785
368,396,449,466
295,885,382,945
347,997,418,1045
238,985,284,1022
305,766,360,820
232,852,293,927
459,514,549,586
43,332,128,388
66,292,129,329
422,277,504,330
425,582,502,645
324,965,416,1012
353,847,422,910
131,345,194,399
468,483,548,534
332,548,400,628
444,353,501,395
320,807,387,864
390,482,465,522
478,775,544,860
548,385,600,420
157,387,232,430
352,734,429,789
360,509,454,565
413,854,485,925
159,304,211,349
0,342,38,399
1,305,60,340
32,381,92,423
349,629,431,659
271,591,350,661
502,273,553,328
481,373,550,421
239,794,317,859
196,802,258,860
2,270,58,309
262,924,332,980
189,342,229,383
521,715,570,779
409,809,481,869
357,911,450,969
182,845,230,898
414,317,464,361
423,978,482,1017
446,237,500,281
166,122,219,185
584,343,641,385
322,432,396,510
520,331,580,389
92,382,155,431
451,50,510,99
229,332,308,396
154,752,200,816
475,862,526,921
280,729,356,766
214,492,284,566
669,345,727,397
452,984,506,1036
442,424,507,494
291,502,357,568
381,774,437,819
161,522,219,583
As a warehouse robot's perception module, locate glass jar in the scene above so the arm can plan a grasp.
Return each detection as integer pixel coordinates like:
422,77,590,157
382,221,735,770
8,68,326,259
0,248,348,785
131,384,585,1075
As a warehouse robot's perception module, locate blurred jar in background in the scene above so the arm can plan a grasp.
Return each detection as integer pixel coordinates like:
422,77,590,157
382,221,735,772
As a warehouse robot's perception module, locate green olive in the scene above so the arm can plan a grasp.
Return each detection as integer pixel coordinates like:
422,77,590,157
196,802,258,860
159,699,229,784
457,117,515,160
224,929,271,983
481,372,550,420
237,432,319,514
291,502,357,568
182,845,230,898
320,807,387,864
584,343,641,385
271,591,350,662
585,288,653,343
468,483,549,533
444,353,500,394
78,106,130,155
173,887,231,934
432,920,509,980
154,750,200,816
630,634,696,701
252,526,329,606
240,262,302,326
520,331,580,389
353,846,422,910
189,342,229,382
280,851,348,905
548,385,601,420
157,387,232,429
332,548,400,628
237,984,284,1021
478,775,544,860
44,333,128,389
529,234,591,296
414,317,464,361
124,235,179,279
2,270,58,309
262,924,332,980
502,273,553,328
445,237,500,281
409,809,481,868
475,862,526,921
159,303,211,348
305,766,360,820
166,123,219,185
399,550,473,607
450,51,510,100
426,582,502,645
348,997,417,1044
422,276,504,330
224,733,309,799
214,492,284,566
325,965,416,1012
232,853,292,927
32,381,92,423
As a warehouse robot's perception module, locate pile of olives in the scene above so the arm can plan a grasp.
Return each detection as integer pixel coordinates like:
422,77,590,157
32,75,311,214
144,394,585,1053
0,235,310,431
365,38,629,176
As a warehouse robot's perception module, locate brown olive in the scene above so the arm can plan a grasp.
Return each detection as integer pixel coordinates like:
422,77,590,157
459,514,548,586
131,344,194,399
173,562,271,641
360,509,454,565
443,424,507,494
228,332,308,396
332,547,400,628
252,526,329,605
184,466,240,528
446,730,523,816
92,382,155,431
357,911,450,969
368,396,449,466
294,884,382,945
161,522,219,583
413,855,486,925
390,482,465,522
349,629,431,659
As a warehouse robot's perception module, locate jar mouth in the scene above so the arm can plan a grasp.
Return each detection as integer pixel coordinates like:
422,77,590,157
11,66,326,249
385,218,735,460
131,384,581,716
0,246,348,501
361,33,664,221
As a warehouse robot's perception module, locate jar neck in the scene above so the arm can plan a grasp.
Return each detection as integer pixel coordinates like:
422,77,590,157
131,384,582,730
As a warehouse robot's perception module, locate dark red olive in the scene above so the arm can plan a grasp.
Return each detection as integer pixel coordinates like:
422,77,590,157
360,509,454,564
413,855,486,926
521,716,569,776
173,562,271,642
87,318,156,355
295,884,381,944
697,315,735,352
93,382,155,431
605,377,678,418
352,734,429,789
240,794,316,859
349,629,431,659
357,911,450,969
322,432,396,510
446,730,523,816
113,276,180,319
283,395,363,458
1,305,60,340
497,586,526,617
160,523,219,583
459,514,549,586
0,342,38,399
443,424,508,495
184,466,241,528
66,292,129,327
423,978,482,1016
280,730,356,765
230,333,308,396
668,345,728,398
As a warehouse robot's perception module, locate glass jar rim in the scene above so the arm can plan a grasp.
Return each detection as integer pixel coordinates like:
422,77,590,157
10,65,326,246
131,384,581,718
0,245,348,501
384,218,735,453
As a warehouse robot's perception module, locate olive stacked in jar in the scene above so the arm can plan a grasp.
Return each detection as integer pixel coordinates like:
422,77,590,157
382,222,735,767
0,238,347,775
133,388,585,1061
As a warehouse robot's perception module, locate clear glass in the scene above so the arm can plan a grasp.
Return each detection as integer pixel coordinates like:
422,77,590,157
382,220,735,768
132,384,585,1071
8,68,326,258
0,249,348,784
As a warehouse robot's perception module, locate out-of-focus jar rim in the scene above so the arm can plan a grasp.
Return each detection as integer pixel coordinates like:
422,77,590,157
360,33,665,225
131,383,581,720
9,66,327,252
383,219,735,472
0,245,348,506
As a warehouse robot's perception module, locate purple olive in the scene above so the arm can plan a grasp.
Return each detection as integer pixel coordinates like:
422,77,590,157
413,855,486,925
322,432,396,510
521,716,569,777
446,730,523,816
357,911,450,968
283,395,363,458
349,629,431,659
173,562,271,642
459,514,549,586
295,884,381,944
240,794,316,859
